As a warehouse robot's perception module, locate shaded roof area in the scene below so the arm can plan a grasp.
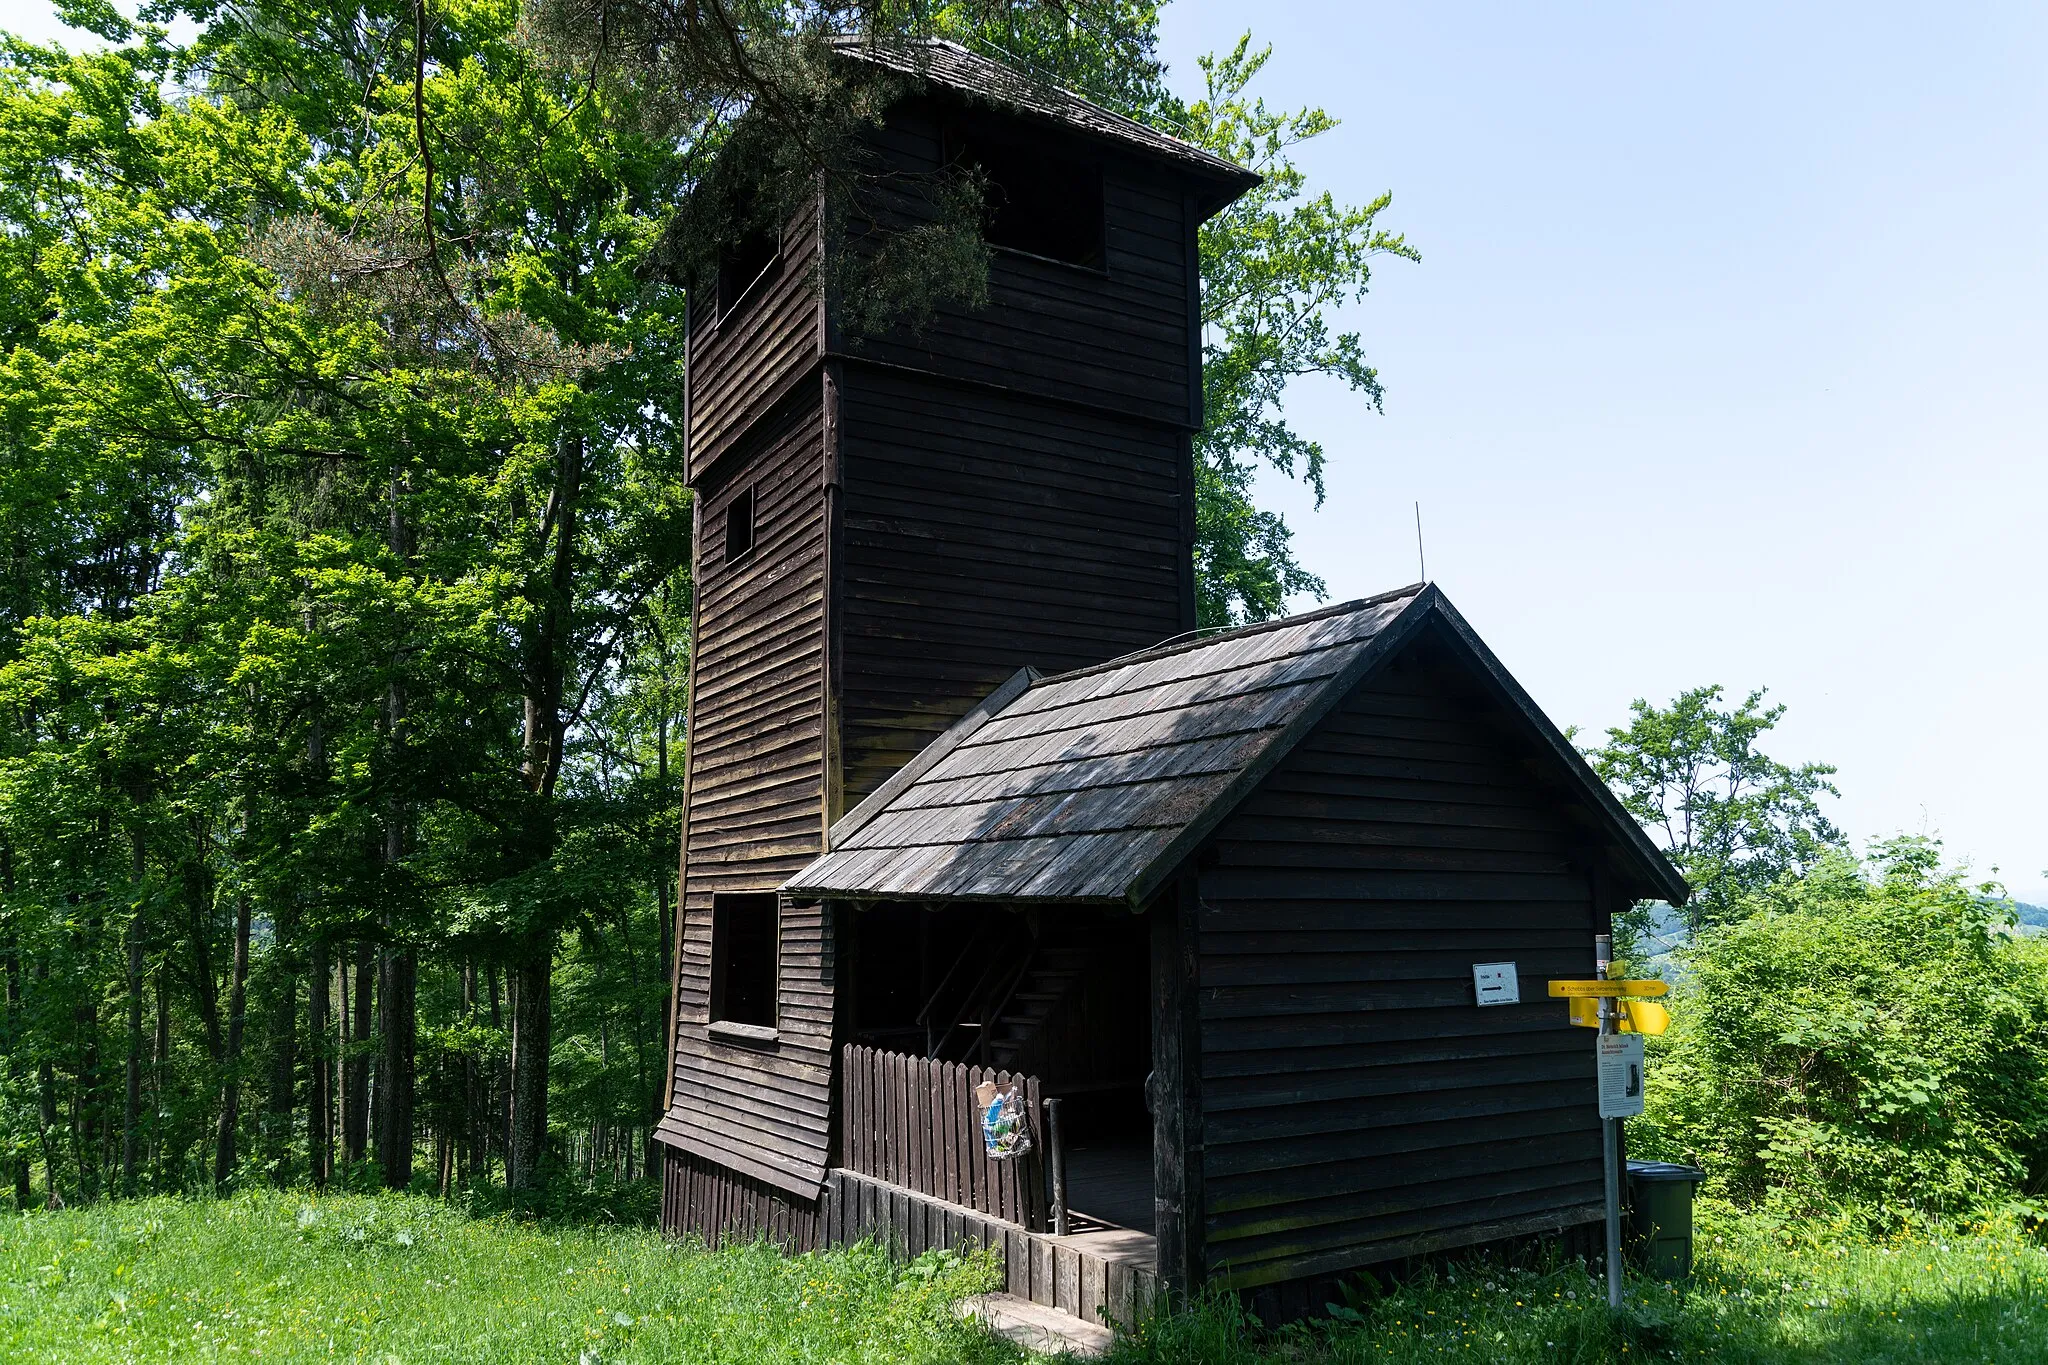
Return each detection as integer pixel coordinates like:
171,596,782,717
829,36,1260,200
785,584,1688,908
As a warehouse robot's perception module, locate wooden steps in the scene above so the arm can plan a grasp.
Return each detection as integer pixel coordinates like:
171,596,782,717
986,946,1090,1072
959,1292,1114,1357
826,1166,1162,1330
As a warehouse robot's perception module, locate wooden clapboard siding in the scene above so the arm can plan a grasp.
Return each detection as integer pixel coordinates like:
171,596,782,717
687,201,823,484
841,100,1198,429
661,49,1257,1242
660,388,838,1199
834,365,1190,808
1194,649,1608,1290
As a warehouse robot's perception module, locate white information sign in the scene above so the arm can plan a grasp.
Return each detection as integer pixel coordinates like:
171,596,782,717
1472,962,1520,1007
1597,1033,1646,1118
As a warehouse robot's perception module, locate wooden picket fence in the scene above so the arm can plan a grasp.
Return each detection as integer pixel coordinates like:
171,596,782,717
840,1044,1048,1232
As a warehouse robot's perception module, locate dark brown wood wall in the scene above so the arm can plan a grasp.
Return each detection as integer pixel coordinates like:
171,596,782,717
1193,649,1607,1291
659,389,838,1197
835,366,1189,805
687,203,822,483
843,102,1197,428
662,1142,823,1252
664,89,1217,1220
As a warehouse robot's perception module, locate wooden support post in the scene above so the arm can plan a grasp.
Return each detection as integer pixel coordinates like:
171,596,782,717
1047,1096,1068,1237
1596,931,1622,1311
1150,875,1204,1293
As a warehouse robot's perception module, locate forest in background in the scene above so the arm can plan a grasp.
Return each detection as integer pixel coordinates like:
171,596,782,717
0,0,1413,1204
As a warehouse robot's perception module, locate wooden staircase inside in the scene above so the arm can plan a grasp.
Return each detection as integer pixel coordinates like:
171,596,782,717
985,944,1089,1073
922,920,1088,1071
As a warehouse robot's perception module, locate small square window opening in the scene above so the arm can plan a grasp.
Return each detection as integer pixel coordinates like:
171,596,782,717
710,893,778,1028
723,485,756,567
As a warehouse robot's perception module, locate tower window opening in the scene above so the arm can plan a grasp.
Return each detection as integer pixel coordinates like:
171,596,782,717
717,224,782,321
723,485,757,567
710,893,779,1028
948,127,1105,269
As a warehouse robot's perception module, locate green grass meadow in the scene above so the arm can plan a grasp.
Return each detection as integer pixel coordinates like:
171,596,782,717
2,1191,2046,1363
0,1190,1008,1364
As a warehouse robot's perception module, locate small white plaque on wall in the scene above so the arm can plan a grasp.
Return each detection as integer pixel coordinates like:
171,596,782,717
1472,962,1520,1007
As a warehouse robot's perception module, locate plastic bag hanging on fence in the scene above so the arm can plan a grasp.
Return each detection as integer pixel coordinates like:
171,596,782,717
975,1080,1033,1161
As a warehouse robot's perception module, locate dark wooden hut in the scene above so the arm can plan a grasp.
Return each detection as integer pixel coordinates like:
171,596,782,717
654,38,1686,1328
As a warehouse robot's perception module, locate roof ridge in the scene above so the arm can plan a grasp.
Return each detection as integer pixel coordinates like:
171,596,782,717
825,33,1256,185
1032,584,1427,689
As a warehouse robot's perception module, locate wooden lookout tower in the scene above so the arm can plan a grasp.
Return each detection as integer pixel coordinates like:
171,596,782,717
655,39,1687,1329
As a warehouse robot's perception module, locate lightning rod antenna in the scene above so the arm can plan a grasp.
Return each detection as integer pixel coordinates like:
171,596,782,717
1414,502,1427,583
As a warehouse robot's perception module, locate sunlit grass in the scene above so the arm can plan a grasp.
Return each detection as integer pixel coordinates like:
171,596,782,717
1104,1201,2048,1364
0,1188,1011,1363
5,1191,2044,1362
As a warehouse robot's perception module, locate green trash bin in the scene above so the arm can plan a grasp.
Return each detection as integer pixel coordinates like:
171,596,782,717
1626,1160,1706,1279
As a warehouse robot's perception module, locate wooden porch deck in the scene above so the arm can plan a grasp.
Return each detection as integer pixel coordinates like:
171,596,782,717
826,1166,1161,1330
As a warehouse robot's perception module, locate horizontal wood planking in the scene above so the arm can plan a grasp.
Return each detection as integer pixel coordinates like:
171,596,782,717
1194,654,1606,1289
842,104,1198,427
836,366,1188,808
841,1045,1049,1232
663,388,837,1198
688,203,822,481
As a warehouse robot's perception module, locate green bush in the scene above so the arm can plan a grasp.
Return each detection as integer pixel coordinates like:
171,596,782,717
1631,838,2048,1222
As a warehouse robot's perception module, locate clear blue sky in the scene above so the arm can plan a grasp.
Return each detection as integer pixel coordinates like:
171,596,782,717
1155,1,2048,902
6,1,2044,900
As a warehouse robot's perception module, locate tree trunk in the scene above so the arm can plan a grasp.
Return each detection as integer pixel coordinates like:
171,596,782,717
267,934,298,1187
488,964,505,1179
649,871,670,1175
505,434,582,1194
343,941,372,1164
309,940,330,1187
377,946,415,1190
122,911,143,1196
507,949,551,1193
151,967,168,1189
376,477,417,1192
35,956,59,1203
213,892,253,1190
3,845,29,1209
461,961,480,1184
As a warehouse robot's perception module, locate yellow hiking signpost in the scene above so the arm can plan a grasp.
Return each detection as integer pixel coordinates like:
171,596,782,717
1552,978,1671,1036
1547,979,1669,998
1562,938,1674,1313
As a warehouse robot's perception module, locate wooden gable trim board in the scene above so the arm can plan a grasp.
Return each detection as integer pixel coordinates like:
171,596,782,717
787,584,1687,913
1416,596,1690,907
1117,589,1439,909
826,36,1260,206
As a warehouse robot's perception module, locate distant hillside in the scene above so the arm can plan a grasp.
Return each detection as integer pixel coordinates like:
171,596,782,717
2016,902,2048,929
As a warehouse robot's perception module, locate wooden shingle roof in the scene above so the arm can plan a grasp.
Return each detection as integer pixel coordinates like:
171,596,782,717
829,36,1261,201
787,587,1423,905
785,584,1689,909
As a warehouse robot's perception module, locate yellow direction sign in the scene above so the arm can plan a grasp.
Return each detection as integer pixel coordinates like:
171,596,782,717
1567,996,1671,1035
1547,979,1670,999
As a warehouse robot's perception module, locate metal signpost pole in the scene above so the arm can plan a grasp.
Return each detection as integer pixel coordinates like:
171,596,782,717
1595,933,1622,1312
